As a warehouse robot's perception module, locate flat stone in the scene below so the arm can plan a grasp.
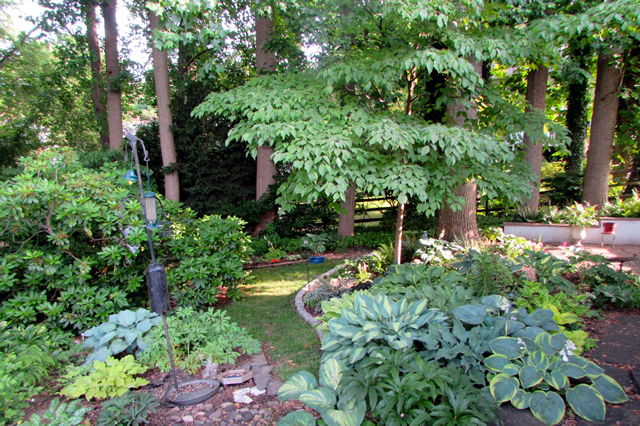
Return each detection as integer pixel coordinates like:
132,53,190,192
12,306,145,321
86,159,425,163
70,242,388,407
209,411,223,419
632,362,640,393
241,411,254,422
587,314,640,365
194,411,207,417
253,372,271,390
182,415,194,423
251,353,268,366
267,401,280,408
253,415,263,422
267,380,283,396
221,402,235,412
259,365,273,375
203,404,214,411
499,405,544,425
170,416,182,423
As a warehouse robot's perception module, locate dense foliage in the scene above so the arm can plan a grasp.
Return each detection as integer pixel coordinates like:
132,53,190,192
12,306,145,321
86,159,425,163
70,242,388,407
0,148,250,331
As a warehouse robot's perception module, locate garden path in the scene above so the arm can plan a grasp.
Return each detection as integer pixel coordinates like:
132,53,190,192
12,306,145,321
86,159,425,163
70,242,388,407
544,243,640,275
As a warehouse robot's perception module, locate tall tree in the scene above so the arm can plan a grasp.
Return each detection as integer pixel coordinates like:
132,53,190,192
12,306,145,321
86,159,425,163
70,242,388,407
254,6,278,235
83,0,108,150
520,65,549,212
435,58,482,242
102,0,122,149
582,53,622,207
148,9,179,201
564,40,592,174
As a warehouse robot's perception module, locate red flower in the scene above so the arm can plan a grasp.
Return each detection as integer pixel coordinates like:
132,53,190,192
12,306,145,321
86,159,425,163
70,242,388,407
271,259,280,263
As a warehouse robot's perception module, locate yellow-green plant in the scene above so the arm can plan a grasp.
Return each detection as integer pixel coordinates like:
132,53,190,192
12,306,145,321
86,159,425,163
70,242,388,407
60,355,148,401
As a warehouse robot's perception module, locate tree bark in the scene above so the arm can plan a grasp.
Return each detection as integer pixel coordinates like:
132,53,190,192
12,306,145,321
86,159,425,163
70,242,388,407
583,53,621,208
149,10,180,202
565,41,591,174
84,2,108,150
253,10,278,235
102,0,123,149
435,58,481,242
338,183,356,237
393,202,405,263
520,65,549,212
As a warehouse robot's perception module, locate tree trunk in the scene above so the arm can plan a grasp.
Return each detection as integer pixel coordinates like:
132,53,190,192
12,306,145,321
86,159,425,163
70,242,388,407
149,10,180,202
253,10,278,236
583,53,621,208
393,202,405,263
520,65,549,212
338,183,356,237
565,41,591,174
435,58,481,242
84,2,108,150
102,0,123,149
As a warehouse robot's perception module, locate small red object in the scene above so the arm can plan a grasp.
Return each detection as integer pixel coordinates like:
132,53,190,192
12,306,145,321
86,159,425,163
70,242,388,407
270,259,280,263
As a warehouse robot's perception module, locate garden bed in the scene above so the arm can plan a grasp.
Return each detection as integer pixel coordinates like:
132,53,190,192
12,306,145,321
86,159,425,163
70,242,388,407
504,218,640,245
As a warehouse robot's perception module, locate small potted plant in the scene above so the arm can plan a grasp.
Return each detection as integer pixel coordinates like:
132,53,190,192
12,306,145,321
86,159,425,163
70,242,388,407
559,202,599,243
304,233,328,264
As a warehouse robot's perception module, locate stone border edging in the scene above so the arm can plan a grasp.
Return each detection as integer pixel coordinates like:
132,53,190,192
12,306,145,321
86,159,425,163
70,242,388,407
294,253,375,341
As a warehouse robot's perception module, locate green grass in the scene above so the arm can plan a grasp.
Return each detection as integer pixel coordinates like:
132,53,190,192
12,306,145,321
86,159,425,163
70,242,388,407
223,259,343,381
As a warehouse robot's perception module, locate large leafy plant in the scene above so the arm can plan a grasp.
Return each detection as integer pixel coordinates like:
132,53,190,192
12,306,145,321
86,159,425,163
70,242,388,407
82,308,161,365
139,307,260,373
484,332,628,425
96,391,159,426
277,359,366,426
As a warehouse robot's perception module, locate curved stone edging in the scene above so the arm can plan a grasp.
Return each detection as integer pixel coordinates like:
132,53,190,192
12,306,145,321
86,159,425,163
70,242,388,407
295,253,375,341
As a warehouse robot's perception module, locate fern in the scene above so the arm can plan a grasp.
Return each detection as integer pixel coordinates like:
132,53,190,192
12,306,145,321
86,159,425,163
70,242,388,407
23,398,90,426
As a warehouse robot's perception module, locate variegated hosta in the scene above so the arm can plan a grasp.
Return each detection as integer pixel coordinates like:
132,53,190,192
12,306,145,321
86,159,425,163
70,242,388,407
320,293,448,366
484,331,628,425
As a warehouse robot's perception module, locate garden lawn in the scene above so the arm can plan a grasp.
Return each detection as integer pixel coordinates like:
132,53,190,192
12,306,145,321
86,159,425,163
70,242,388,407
223,259,342,381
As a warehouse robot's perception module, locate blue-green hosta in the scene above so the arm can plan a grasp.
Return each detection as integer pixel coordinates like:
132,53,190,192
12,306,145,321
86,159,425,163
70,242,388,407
484,332,628,425
277,359,366,426
82,308,161,365
320,293,448,366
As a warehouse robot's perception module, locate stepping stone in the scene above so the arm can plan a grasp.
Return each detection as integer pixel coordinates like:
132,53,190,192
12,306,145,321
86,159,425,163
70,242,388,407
587,314,640,365
253,372,271,390
267,380,283,397
601,364,632,390
499,405,543,425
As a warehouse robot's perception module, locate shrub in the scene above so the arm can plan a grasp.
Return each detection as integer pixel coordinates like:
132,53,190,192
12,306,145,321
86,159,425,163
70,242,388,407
139,307,261,373
454,250,519,296
0,148,250,331
601,191,640,218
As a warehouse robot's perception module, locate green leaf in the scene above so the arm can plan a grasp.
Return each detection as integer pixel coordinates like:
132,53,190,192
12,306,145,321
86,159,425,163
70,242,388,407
591,375,629,404
527,351,550,370
566,384,606,422
484,354,511,372
546,371,569,391
319,359,346,391
559,362,586,379
503,363,521,376
489,337,524,358
451,304,486,325
529,391,565,425
109,338,129,355
322,400,365,426
511,389,532,410
534,332,556,356
278,371,318,401
277,411,317,426
489,374,519,403
519,365,544,389
116,310,136,327
299,388,336,413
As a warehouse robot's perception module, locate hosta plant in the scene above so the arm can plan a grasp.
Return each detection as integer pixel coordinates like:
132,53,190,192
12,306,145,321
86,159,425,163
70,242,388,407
82,308,161,365
320,293,448,366
23,398,91,426
60,355,149,401
278,359,366,426
484,332,628,425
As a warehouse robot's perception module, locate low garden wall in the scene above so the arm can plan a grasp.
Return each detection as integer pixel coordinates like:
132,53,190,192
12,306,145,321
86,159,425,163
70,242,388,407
504,217,640,245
